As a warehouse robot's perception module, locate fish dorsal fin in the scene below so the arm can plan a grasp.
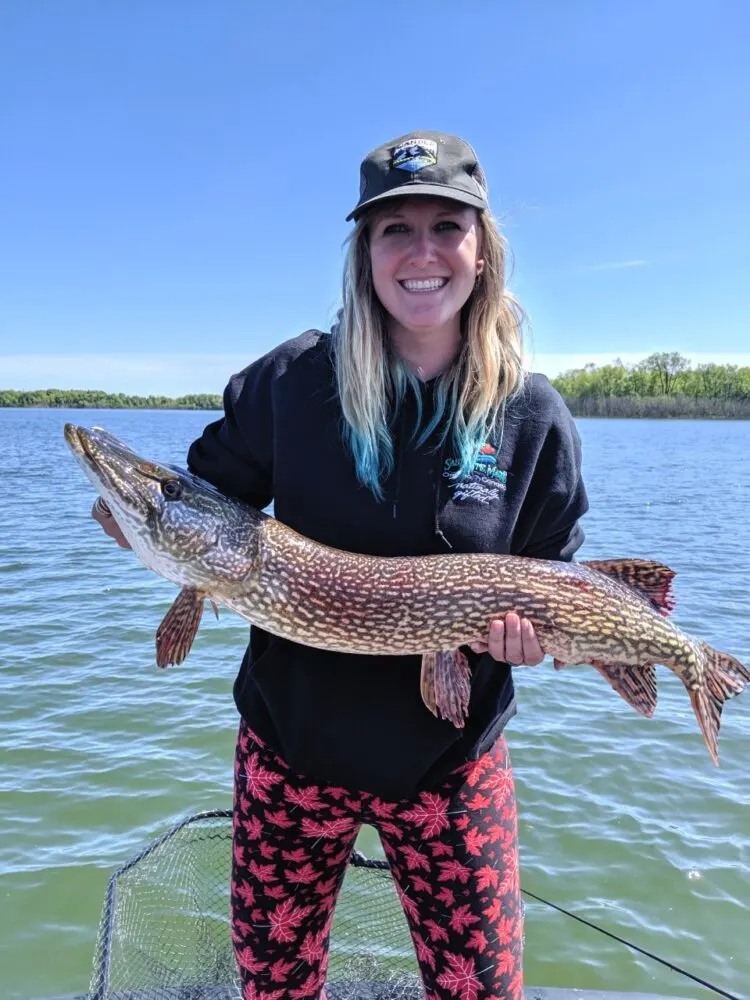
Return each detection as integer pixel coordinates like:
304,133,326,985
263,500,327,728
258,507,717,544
582,559,676,617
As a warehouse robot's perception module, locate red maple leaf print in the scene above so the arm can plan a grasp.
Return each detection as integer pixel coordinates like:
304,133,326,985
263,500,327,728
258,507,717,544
475,864,499,891
322,785,348,799
483,896,502,922
394,881,420,923
430,840,454,858
259,841,277,860
463,756,489,788
266,808,294,829
481,766,514,797
467,929,488,953
454,814,471,831
378,821,404,840
401,792,450,838
290,970,324,999
496,946,516,978
437,859,472,884
264,884,288,900
401,845,430,871
413,930,436,970
498,850,519,895
268,898,314,943
299,929,324,965
232,841,246,866
281,847,309,863
230,916,254,942
464,827,490,857
410,874,432,894
240,814,263,840
234,880,256,908
284,784,324,811
314,875,338,897
248,860,278,883
436,952,482,1000
423,918,449,943
435,886,456,907
301,816,355,839
269,957,297,982
449,904,481,934
370,797,397,818
487,823,514,848
244,751,284,803
465,792,491,811
496,913,517,946
244,985,284,1000
236,943,267,975
506,968,524,1000
284,862,316,885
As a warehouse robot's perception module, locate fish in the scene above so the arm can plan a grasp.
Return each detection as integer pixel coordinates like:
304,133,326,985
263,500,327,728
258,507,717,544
64,424,750,765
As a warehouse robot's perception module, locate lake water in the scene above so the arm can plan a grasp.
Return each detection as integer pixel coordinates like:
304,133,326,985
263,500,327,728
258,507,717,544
1,408,748,1000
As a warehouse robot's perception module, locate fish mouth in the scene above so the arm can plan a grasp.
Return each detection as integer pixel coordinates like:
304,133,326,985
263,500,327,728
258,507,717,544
64,424,167,518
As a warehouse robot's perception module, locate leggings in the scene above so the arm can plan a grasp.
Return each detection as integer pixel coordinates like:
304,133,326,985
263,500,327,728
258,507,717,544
231,719,524,1000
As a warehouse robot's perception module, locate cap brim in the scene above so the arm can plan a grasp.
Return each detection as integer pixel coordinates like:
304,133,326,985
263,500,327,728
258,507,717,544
346,184,488,222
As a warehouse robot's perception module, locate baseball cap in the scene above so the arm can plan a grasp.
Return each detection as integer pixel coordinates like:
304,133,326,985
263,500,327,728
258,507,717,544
346,131,490,222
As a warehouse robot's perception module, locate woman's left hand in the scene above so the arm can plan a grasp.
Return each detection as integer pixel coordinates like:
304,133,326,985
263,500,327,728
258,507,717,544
468,613,545,665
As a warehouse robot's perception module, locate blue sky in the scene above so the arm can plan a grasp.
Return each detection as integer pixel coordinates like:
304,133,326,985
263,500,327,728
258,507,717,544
1,0,748,394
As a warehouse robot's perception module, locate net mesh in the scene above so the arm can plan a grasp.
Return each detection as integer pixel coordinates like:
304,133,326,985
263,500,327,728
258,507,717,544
88,810,423,1000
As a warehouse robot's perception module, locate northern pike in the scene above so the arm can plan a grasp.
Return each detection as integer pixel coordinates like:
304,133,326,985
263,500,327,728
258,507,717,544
64,424,749,764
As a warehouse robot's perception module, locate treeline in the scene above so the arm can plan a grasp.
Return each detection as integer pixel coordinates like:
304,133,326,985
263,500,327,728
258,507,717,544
0,389,223,409
550,353,750,419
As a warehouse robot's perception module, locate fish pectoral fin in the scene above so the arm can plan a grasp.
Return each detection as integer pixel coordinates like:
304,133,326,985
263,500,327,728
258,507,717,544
155,587,209,668
581,559,676,617
420,650,472,729
590,660,657,718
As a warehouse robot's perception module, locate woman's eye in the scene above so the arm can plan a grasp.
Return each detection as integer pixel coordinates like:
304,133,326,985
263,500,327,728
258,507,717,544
382,223,408,235
435,220,461,232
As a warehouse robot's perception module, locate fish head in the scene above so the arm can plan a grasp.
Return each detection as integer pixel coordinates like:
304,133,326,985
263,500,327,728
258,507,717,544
64,424,260,591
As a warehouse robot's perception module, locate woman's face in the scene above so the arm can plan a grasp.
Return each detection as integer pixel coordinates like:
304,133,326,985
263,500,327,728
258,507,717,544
368,197,483,342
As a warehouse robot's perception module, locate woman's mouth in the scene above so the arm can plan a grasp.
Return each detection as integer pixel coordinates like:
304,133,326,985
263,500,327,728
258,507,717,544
398,277,449,292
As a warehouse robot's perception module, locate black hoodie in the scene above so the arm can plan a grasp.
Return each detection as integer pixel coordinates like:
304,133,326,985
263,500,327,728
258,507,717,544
187,330,588,799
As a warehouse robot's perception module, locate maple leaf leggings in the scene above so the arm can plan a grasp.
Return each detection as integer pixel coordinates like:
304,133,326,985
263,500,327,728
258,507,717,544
231,719,524,1000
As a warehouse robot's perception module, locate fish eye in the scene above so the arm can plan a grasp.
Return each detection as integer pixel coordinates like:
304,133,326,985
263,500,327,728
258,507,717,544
162,479,182,500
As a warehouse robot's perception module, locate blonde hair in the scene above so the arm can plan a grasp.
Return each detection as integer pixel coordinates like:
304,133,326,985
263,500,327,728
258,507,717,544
331,204,526,498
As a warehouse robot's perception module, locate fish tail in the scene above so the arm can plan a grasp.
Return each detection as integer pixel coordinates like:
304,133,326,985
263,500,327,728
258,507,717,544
685,643,750,766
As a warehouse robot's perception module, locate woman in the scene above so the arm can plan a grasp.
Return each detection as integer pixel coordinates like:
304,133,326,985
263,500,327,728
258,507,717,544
94,131,588,1000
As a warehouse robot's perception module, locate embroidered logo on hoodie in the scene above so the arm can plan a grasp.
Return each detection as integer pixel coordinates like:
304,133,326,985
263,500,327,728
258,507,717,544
444,444,507,504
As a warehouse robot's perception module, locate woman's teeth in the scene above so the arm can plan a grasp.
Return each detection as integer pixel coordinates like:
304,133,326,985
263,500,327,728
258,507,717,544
400,278,448,292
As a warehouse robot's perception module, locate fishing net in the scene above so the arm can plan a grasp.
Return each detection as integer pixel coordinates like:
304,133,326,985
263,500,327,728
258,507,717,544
88,809,423,1000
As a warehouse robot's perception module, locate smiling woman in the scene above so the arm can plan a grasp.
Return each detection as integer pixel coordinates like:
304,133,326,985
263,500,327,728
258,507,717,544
89,130,590,1000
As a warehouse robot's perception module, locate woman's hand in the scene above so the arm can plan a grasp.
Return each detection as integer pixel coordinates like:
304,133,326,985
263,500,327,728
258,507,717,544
91,498,132,549
468,613,545,665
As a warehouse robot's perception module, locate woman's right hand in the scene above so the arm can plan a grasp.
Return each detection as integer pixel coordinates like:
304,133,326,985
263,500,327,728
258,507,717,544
91,498,132,549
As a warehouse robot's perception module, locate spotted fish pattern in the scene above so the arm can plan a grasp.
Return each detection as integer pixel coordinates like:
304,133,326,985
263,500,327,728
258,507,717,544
63,424,750,765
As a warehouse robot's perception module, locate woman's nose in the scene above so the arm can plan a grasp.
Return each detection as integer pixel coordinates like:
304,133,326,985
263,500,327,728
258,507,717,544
406,229,437,264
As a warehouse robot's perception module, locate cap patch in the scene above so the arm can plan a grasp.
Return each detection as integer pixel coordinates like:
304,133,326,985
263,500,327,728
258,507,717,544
391,138,437,174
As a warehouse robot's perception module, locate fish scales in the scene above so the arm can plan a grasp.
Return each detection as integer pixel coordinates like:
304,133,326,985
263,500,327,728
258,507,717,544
63,423,750,764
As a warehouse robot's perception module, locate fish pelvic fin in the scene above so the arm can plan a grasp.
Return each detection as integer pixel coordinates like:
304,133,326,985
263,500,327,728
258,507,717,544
582,559,676,616
155,587,208,668
420,650,472,729
686,643,750,766
590,660,658,718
